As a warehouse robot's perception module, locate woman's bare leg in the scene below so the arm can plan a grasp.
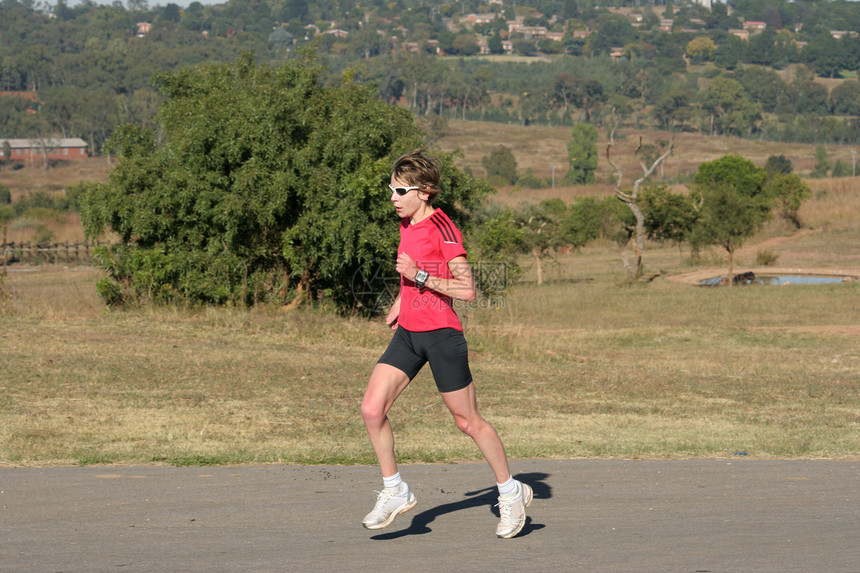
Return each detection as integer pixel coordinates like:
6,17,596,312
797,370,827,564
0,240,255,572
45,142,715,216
360,363,412,477
439,382,511,484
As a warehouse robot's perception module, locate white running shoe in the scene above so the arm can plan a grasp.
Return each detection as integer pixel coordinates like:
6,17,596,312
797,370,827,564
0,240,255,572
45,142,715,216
495,481,533,539
362,483,417,530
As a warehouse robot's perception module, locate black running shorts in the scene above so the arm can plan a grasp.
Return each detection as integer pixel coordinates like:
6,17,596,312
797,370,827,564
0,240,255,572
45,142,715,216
377,326,473,393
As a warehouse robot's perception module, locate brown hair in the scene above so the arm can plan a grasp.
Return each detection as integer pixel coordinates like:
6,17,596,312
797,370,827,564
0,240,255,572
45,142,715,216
392,149,442,204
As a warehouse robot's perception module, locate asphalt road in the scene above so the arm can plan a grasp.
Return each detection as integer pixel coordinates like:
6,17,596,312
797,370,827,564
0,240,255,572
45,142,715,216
1,459,858,572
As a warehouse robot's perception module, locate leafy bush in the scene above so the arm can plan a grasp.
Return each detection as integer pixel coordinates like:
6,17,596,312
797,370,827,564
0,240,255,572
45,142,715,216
515,168,547,189
640,185,697,245
486,175,512,189
82,53,494,311
563,123,598,185
6,184,90,224
482,145,518,185
764,154,793,176
810,145,830,178
468,206,524,298
831,159,850,177
765,173,812,228
12,191,55,216
0,205,14,226
55,182,92,212
16,207,66,224
755,248,779,266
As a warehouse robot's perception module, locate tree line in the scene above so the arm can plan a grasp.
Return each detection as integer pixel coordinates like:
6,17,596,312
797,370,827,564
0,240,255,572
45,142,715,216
3,0,860,155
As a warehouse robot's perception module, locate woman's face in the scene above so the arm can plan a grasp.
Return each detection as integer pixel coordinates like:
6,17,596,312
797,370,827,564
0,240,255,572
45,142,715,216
390,174,431,221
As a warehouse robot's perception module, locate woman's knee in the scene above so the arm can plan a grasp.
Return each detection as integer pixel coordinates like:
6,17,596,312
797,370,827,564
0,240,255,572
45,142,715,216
360,397,385,426
453,414,485,437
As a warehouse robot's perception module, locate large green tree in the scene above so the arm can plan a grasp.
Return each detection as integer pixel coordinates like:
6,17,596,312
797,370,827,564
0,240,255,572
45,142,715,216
699,76,762,137
82,53,492,310
765,173,811,228
482,145,518,186
515,198,567,286
830,80,860,116
640,185,697,247
563,123,598,185
690,155,772,285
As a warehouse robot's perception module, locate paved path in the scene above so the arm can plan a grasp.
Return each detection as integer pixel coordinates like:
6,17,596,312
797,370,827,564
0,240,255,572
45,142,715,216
1,460,857,572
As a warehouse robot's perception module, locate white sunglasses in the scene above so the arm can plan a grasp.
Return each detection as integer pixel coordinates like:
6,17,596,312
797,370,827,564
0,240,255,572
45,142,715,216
389,184,421,196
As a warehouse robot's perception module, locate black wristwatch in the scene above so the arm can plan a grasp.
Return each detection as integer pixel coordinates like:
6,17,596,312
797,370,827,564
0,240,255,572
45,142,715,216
414,269,429,289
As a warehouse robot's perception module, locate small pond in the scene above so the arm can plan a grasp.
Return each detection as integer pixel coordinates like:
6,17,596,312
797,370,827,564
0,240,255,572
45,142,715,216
701,274,851,286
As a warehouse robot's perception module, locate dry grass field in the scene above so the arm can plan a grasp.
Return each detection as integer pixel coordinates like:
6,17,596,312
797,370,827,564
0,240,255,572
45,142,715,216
1,157,111,201
1,121,858,467
1,157,111,244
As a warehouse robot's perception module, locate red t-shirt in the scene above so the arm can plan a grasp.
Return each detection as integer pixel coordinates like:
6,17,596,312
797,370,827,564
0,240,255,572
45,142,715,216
397,209,468,332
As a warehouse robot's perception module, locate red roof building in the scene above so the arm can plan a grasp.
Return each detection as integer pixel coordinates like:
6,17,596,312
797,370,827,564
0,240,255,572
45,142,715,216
0,138,89,161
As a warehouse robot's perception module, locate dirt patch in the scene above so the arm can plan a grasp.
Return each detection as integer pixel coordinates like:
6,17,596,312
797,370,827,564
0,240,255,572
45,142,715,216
736,229,818,255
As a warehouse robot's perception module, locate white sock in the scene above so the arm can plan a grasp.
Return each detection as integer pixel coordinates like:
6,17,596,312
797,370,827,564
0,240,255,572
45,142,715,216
383,472,403,492
497,476,518,497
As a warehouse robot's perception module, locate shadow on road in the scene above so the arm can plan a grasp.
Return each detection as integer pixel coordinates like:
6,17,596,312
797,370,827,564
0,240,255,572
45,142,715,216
371,472,551,540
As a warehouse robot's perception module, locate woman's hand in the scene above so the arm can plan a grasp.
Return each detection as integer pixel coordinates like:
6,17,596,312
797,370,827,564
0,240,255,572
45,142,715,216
385,295,400,330
396,252,420,282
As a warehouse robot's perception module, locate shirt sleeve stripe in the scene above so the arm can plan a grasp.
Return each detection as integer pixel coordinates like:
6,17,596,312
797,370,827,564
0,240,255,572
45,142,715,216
431,213,459,244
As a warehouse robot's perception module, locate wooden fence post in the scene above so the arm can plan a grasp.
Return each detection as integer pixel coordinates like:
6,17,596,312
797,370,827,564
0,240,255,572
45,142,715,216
0,237,107,265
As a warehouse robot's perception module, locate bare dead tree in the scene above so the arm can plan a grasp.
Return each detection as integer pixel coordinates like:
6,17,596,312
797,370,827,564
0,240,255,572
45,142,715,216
33,136,60,170
606,127,675,279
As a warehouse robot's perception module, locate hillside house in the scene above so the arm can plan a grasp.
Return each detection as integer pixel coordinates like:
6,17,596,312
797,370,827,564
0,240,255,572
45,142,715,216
460,13,496,27
474,35,491,55
506,19,524,33
742,21,766,32
511,26,548,39
0,138,89,161
136,22,152,37
324,29,349,39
